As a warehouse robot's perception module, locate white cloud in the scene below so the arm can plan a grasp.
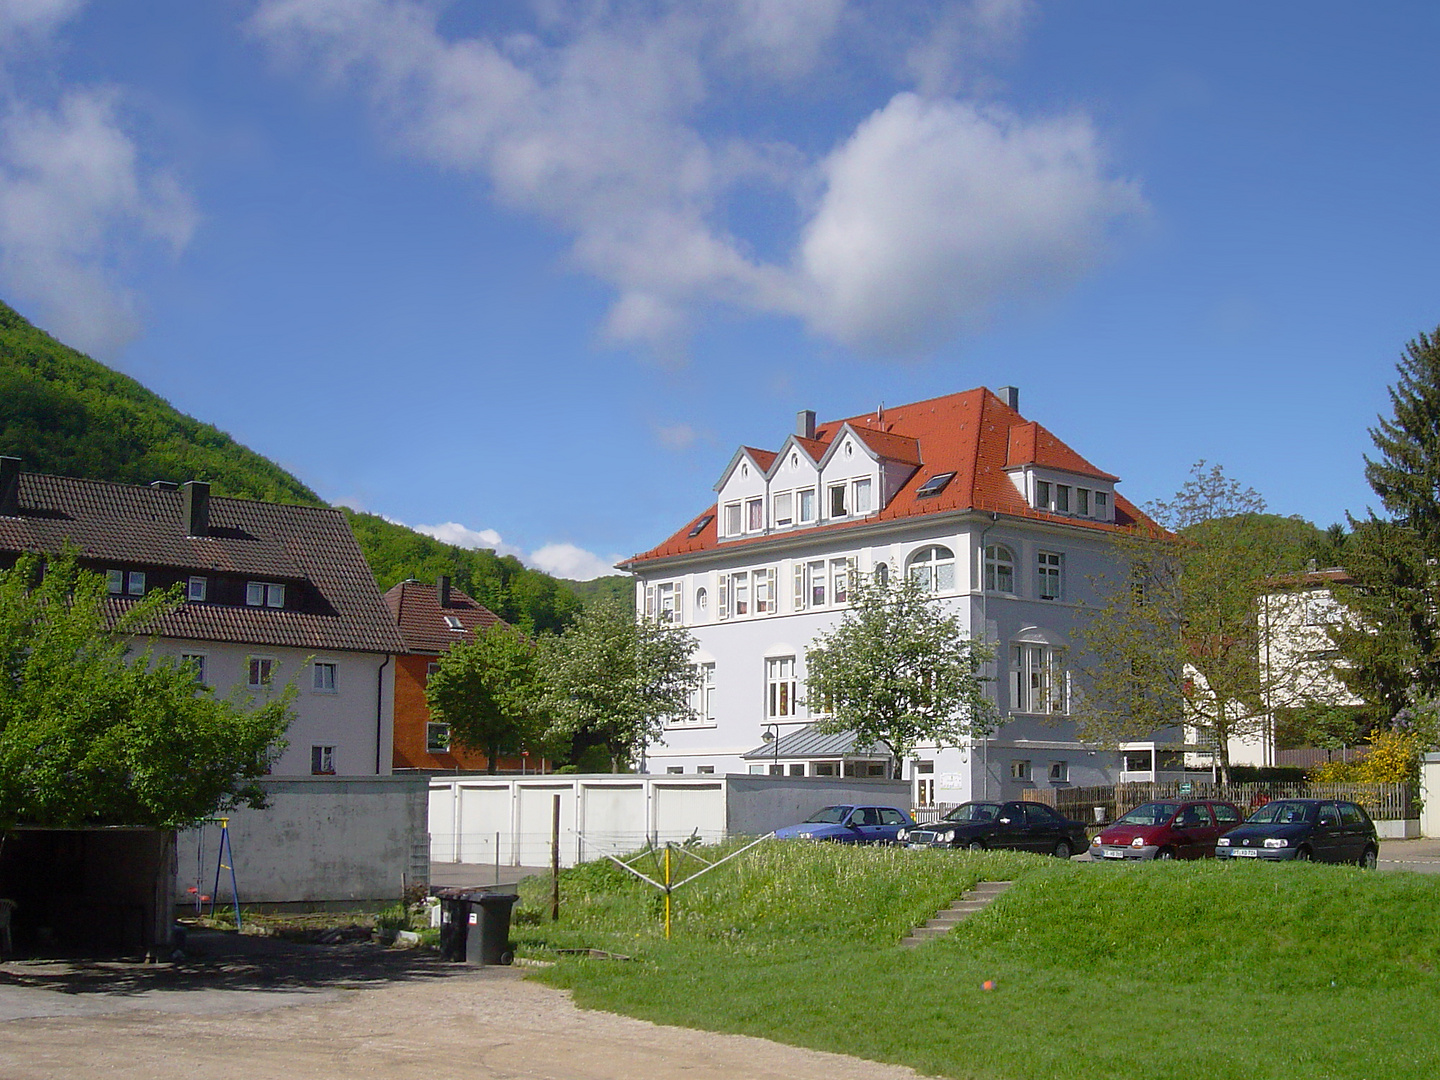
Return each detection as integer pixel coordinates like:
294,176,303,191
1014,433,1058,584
0,0,84,45
413,520,522,558
795,93,1144,354
655,422,700,451
0,5,197,355
412,519,619,580
528,542,621,581
251,0,1144,359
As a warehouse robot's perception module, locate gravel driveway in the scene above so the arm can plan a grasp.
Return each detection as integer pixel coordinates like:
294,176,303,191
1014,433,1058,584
0,932,933,1080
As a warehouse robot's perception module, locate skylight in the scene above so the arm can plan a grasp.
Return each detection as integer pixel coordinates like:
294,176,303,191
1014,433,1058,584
443,615,463,631
688,514,714,538
915,472,956,498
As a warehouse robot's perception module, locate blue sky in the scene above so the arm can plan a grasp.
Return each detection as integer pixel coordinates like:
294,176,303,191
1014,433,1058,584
1,1,1435,578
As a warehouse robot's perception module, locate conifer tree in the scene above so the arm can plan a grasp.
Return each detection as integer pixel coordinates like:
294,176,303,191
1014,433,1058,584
1365,327,1440,543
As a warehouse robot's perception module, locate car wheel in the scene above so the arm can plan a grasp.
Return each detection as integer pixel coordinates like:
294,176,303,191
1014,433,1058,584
1157,848,1175,861
967,839,986,852
1053,840,1072,859
1360,847,1379,870
1295,847,1312,862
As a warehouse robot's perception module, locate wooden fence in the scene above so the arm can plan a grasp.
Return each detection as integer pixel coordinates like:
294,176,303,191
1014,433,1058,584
914,782,1416,824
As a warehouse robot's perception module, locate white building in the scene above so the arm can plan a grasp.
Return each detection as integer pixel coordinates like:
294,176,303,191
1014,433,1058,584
620,387,1175,807
0,460,405,777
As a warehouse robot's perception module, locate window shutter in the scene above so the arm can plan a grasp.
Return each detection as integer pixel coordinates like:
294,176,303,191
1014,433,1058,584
765,568,776,613
673,580,683,622
645,585,655,618
793,564,805,611
845,557,857,601
718,575,730,620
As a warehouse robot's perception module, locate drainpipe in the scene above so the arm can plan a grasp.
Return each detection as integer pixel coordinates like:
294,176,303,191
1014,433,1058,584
375,654,392,775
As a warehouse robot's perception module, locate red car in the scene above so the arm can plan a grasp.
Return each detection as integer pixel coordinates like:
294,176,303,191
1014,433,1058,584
1089,799,1244,860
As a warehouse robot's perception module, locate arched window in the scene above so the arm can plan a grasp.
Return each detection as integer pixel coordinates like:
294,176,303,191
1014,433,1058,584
984,544,1015,593
873,562,890,588
907,545,956,593
695,587,708,617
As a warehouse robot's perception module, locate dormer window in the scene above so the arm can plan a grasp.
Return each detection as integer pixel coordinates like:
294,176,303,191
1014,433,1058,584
829,483,848,518
774,491,793,527
1055,485,1070,513
1035,480,1051,510
246,582,285,608
1095,491,1109,516
188,576,207,602
1076,489,1090,515
723,502,742,536
853,477,873,514
798,488,816,523
746,498,764,532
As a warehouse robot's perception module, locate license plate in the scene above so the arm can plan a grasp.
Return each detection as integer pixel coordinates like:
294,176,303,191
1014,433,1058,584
1102,848,1125,859
1231,848,1258,858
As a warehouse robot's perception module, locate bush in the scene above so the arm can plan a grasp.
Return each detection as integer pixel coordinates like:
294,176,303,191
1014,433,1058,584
1307,728,1419,784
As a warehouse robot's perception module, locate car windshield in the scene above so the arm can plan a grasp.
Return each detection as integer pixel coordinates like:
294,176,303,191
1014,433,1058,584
942,803,1000,823
1115,803,1179,827
803,806,852,824
1247,801,1314,825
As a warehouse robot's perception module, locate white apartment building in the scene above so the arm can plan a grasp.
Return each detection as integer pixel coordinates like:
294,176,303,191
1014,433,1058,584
621,387,1176,807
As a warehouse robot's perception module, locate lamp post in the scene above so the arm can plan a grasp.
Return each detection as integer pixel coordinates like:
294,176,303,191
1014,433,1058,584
762,723,780,773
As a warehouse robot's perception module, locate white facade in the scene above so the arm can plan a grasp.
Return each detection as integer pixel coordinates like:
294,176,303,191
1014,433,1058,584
626,391,1161,808
146,639,395,777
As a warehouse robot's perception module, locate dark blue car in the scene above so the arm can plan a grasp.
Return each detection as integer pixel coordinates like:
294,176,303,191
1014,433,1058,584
773,804,914,844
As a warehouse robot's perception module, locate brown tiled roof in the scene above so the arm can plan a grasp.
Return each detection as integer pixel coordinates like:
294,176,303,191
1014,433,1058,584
623,387,1155,567
0,470,405,654
742,446,778,472
382,579,504,654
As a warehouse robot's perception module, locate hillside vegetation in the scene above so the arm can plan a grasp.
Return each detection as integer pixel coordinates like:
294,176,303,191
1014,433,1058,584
0,298,626,629
518,845,1440,1080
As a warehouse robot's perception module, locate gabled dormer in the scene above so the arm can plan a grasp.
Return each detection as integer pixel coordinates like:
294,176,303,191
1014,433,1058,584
713,446,775,539
1004,421,1118,523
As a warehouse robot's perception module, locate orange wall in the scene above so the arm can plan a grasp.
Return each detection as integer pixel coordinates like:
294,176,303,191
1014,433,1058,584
392,652,530,772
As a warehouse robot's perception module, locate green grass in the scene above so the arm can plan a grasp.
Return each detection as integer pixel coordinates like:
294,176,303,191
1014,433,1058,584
514,844,1440,1080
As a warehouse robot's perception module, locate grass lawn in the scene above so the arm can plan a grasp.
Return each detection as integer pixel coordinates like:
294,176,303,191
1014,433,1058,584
512,843,1440,1080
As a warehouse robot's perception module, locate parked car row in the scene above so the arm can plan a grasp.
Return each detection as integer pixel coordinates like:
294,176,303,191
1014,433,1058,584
774,797,1382,868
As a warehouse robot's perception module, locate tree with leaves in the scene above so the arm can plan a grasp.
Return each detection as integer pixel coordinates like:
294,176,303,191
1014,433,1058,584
425,623,545,774
1076,463,1332,782
0,551,294,828
804,570,997,765
540,596,696,772
1330,326,1440,732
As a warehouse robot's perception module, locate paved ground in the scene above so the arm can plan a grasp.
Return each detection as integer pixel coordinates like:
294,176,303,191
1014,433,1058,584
0,931,931,1080
1379,837,1440,873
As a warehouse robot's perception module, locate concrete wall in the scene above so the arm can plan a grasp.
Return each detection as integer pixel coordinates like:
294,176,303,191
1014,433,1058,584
175,776,429,906
430,773,914,868
723,775,912,836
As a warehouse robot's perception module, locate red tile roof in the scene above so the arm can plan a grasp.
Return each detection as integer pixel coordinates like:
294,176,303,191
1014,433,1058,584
382,579,504,653
623,387,1155,567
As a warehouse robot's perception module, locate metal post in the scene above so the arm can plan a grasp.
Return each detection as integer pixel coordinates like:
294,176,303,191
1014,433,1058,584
494,831,500,885
664,845,671,940
550,793,561,922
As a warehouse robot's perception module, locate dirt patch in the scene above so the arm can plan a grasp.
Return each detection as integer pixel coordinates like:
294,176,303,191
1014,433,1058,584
0,931,934,1080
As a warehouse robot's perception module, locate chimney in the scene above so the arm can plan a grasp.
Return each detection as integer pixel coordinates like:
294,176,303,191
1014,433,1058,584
796,410,816,440
0,456,19,517
437,574,452,608
150,480,178,490
182,480,210,537
997,386,1020,411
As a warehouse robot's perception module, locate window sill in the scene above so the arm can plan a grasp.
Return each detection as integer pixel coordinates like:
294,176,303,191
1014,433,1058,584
665,721,718,730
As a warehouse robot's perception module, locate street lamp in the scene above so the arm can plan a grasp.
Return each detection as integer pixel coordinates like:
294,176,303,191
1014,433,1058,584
762,723,780,773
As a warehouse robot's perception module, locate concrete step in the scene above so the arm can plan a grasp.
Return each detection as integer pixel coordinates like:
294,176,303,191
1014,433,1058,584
900,881,1013,948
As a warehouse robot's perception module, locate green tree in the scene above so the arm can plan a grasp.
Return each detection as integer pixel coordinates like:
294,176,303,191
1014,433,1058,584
0,552,293,828
1365,326,1440,543
804,570,997,764
1076,463,1330,782
425,623,544,773
540,597,695,772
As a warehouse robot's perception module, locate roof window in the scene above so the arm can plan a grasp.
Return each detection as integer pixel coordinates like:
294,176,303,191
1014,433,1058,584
443,615,463,631
688,514,713,538
915,472,955,498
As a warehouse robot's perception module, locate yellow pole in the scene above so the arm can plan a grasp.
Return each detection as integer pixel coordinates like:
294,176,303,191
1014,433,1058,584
664,845,671,940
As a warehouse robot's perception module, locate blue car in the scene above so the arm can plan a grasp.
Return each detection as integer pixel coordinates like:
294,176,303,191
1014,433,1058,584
773,804,914,844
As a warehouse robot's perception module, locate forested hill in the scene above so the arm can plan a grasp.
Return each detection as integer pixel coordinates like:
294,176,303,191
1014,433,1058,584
0,299,321,503
0,298,628,631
